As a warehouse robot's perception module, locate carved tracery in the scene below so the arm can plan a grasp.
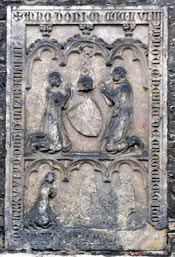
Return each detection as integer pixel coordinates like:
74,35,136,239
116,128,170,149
25,34,148,89
23,22,149,236
6,6,168,251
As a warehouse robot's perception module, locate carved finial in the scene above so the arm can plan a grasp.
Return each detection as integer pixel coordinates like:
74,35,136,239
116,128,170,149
123,24,136,37
79,24,94,35
39,24,52,38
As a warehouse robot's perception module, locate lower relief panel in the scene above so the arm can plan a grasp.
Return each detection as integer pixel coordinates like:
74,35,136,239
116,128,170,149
23,161,166,251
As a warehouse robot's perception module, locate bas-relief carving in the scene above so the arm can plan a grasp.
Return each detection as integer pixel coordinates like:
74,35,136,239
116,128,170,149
67,75,103,137
6,6,168,252
24,172,57,230
27,71,72,153
25,163,146,230
101,66,144,154
116,166,146,230
26,35,147,154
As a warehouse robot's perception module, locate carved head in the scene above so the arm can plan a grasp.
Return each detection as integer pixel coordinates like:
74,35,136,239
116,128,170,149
120,170,131,184
49,72,62,87
112,67,127,82
81,45,94,58
77,75,95,92
45,172,55,183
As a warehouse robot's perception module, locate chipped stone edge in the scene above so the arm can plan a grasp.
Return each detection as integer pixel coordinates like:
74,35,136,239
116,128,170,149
5,4,169,252
0,253,168,257
5,5,13,249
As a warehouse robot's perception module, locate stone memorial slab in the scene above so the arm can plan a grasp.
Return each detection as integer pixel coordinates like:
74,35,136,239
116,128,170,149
6,5,168,254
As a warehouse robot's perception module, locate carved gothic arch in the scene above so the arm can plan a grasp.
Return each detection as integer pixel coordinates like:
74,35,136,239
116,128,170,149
106,158,147,188
25,40,64,90
108,39,148,90
61,34,110,66
64,159,107,182
24,159,65,190
25,35,148,90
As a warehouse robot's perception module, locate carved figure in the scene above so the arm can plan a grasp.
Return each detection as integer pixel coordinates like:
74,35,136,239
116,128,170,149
28,72,72,153
101,66,144,154
96,185,118,228
117,170,144,230
80,175,97,223
41,72,72,152
24,172,57,229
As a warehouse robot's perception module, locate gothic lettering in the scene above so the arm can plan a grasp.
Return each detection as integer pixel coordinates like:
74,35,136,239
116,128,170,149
11,45,24,241
149,22,162,228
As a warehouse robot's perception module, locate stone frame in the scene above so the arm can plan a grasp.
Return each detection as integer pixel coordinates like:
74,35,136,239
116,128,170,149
5,5,168,253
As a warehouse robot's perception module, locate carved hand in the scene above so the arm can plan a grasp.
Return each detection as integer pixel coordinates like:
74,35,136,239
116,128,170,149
100,82,107,93
65,83,72,94
113,103,120,116
49,187,57,198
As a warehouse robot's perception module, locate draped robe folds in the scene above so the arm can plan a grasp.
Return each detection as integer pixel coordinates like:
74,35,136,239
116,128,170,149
102,78,133,151
41,87,71,152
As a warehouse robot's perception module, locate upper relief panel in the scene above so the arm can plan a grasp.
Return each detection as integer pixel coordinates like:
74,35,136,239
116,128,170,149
25,16,149,155
6,6,167,253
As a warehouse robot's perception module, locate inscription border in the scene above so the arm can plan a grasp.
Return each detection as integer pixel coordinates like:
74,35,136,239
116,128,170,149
6,5,168,250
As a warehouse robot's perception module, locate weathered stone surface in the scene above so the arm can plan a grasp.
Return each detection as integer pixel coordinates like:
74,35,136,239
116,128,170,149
0,4,6,249
68,98,103,137
1,252,170,257
0,254,169,257
5,5,168,254
0,0,174,256
167,6,175,255
4,0,175,5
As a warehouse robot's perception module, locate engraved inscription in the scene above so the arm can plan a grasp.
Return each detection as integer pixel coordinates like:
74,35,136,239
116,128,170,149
149,22,164,229
13,10,162,23
11,45,24,242
6,6,167,252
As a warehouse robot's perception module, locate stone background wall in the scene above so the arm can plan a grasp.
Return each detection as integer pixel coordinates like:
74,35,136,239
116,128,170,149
1,0,175,254
0,1,6,249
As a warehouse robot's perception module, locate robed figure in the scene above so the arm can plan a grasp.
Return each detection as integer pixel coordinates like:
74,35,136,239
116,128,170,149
101,67,133,153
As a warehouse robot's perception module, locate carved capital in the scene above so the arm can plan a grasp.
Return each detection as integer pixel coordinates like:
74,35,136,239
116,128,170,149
79,24,94,35
40,24,52,38
123,23,136,37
